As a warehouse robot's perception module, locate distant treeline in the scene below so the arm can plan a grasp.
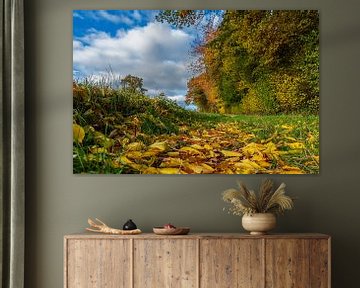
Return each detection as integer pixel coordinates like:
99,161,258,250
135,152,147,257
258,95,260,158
157,10,319,114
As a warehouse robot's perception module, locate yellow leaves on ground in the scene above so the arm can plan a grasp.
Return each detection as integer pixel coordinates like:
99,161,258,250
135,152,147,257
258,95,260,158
78,118,318,174
263,142,280,160
119,155,133,165
182,163,207,174
242,143,262,157
167,151,180,157
281,124,293,130
287,142,305,150
235,159,262,173
158,168,181,174
221,150,242,157
90,147,107,154
148,141,168,152
94,131,114,148
200,163,215,173
126,142,146,151
280,166,304,174
160,157,183,167
179,146,203,155
73,124,85,144
99,121,314,174
125,151,143,160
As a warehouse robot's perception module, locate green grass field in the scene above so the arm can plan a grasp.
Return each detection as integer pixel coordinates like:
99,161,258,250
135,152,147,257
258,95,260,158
73,83,319,174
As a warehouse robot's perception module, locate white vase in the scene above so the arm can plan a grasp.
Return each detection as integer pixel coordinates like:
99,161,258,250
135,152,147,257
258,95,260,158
242,213,276,235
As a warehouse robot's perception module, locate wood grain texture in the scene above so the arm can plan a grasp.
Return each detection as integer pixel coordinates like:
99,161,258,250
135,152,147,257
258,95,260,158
66,239,131,288
200,239,264,288
310,239,330,288
133,239,198,288
65,233,330,240
64,234,330,288
265,239,310,288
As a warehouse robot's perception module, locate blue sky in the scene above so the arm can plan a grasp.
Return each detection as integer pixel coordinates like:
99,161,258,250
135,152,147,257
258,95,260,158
73,10,196,104
73,10,156,38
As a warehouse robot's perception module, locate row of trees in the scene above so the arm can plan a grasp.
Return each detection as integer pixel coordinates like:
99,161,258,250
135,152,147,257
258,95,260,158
157,10,319,114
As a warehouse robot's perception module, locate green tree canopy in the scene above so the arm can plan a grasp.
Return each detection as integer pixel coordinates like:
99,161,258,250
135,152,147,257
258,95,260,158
121,74,148,94
157,10,319,115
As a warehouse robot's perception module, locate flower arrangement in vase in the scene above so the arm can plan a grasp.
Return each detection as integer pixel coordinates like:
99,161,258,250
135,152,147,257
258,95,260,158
222,179,294,235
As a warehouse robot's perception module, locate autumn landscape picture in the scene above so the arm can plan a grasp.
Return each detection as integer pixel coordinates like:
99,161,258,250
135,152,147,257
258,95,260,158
73,10,319,174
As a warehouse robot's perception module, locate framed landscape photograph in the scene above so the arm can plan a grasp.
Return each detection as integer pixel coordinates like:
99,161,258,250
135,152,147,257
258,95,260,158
73,10,319,174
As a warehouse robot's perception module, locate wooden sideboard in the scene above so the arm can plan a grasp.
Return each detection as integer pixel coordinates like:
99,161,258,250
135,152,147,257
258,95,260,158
64,233,330,288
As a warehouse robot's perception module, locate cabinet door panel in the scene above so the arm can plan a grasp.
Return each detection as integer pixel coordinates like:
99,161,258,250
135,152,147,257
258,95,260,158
265,239,310,288
310,239,330,288
134,239,198,288
200,239,264,288
66,239,131,288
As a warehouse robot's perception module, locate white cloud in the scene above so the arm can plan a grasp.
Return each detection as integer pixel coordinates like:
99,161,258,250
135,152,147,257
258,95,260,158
167,95,186,102
132,10,142,22
73,22,194,98
97,10,134,25
73,40,83,49
73,12,84,20
78,29,109,45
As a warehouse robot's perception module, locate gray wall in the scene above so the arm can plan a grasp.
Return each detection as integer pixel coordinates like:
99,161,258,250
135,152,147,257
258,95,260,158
24,0,360,287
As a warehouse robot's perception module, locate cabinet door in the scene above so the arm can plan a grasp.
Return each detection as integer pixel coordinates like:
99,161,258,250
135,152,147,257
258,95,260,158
266,239,309,287
309,239,330,288
200,239,264,288
66,239,131,288
134,239,198,288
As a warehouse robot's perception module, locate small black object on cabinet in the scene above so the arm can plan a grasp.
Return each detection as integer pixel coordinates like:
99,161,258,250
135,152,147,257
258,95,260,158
123,219,137,230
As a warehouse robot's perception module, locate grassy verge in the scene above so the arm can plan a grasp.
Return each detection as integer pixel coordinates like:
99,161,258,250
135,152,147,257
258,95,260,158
73,83,319,174
231,114,319,173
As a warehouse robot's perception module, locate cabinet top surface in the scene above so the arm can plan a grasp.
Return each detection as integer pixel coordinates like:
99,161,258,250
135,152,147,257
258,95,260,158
64,232,330,240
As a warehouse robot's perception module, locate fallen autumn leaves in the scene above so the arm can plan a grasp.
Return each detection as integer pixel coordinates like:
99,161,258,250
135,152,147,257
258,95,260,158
74,120,319,174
